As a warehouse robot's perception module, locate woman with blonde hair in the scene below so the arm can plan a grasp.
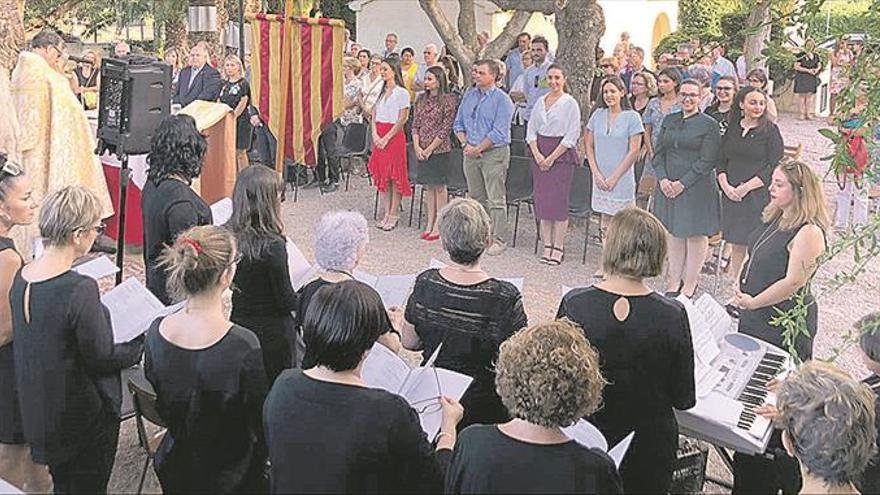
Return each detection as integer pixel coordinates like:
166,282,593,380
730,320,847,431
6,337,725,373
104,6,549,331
11,186,143,492
446,319,622,493
731,159,830,493
557,207,695,493
73,49,100,110
218,54,252,170
146,225,268,493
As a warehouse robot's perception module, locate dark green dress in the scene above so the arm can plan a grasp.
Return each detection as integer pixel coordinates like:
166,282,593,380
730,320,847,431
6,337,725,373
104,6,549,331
651,112,721,237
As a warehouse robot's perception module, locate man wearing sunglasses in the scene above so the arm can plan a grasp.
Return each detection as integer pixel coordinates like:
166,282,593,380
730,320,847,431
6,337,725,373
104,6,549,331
509,36,551,126
10,30,115,255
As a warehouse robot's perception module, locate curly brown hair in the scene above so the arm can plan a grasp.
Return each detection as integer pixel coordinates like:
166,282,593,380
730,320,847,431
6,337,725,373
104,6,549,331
495,319,607,428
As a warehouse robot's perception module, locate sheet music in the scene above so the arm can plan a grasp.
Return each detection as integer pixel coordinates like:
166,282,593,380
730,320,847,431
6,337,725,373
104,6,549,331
411,367,473,441
607,432,635,468
353,270,416,308
210,198,233,226
32,237,45,259
561,285,574,299
73,256,120,280
0,477,23,494
690,392,744,427
286,237,317,290
694,294,736,341
676,295,722,367
101,278,168,344
361,342,412,394
562,419,609,452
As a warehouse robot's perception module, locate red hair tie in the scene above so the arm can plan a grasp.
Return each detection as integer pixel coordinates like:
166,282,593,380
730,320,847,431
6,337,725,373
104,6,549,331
180,237,203,255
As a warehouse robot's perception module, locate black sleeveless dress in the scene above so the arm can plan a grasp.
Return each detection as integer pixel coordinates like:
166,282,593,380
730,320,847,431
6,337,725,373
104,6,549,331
737,218,818,360
0,236,24,444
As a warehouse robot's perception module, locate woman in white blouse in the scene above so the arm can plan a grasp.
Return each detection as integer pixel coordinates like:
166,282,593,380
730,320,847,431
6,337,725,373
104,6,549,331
527,64,582,265
366,56,411,231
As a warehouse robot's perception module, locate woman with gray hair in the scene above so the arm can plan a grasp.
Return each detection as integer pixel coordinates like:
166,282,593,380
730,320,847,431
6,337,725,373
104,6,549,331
770,361,877,494
297,210,400,368
399,198,528,429
10,186,144,492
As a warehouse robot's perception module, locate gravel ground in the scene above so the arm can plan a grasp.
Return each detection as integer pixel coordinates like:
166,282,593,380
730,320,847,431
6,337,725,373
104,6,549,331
93,112,877,493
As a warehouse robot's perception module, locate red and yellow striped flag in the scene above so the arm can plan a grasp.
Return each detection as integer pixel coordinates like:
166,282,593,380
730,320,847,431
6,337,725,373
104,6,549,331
248,13,344,169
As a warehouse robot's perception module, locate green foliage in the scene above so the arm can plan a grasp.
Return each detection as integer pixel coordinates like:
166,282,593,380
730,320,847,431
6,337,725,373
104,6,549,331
803,0,872,42
679,0,725,38
25,0,154,36
316,0,356,35
654,31,691,62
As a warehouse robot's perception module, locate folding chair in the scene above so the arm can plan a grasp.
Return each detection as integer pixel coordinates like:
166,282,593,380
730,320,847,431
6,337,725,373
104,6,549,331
446,148,468,198
127,367,167,495
338,122,370,191
568,164,599,265
505,155,534,248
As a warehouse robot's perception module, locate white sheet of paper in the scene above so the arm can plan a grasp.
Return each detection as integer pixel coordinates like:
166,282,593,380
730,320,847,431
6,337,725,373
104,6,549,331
694,293,736,340
373,274,416,308
409,367,473,441
73,256,120,280
0,477,23,494
677,295,722,367
428,258,447,269
607,432,635,468
562,419,609,452
690,392,745,427
361,342,412,394
561,285,574,299
286,237,316,290
32,237,45,260
353,269,378,287
210,198,233,226
101,278,167,344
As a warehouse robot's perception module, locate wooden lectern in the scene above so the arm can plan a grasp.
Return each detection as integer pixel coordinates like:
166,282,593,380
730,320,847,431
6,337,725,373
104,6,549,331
179,101,237,204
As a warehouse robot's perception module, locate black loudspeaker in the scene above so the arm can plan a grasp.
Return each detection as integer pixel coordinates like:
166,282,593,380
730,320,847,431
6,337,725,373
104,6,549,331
96,57,171,157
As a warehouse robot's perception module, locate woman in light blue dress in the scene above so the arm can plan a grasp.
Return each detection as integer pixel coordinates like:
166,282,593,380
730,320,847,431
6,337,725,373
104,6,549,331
584,76,644,276
643,68,682,178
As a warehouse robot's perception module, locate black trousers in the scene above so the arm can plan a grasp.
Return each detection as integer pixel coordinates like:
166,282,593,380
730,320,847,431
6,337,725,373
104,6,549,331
733,430,802,494
316,124,340,184
48,417,120,494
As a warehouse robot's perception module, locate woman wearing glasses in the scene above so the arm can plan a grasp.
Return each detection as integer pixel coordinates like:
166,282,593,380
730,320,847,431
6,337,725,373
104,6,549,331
265,280,463,493
145,225,268,493
227,166,298,383
142,115,213,304
360,54,385,117
718,86,784,291
0,158,49,492
11,187,143,493
589,56,619,107
705,75,738,136
651,79,722,299
446,320,623,493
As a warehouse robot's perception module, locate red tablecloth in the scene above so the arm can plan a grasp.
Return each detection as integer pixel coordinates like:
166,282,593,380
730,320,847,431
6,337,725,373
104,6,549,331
102,163,144,246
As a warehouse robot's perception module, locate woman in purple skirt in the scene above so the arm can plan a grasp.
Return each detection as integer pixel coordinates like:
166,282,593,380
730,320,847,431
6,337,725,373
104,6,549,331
526,64,581,265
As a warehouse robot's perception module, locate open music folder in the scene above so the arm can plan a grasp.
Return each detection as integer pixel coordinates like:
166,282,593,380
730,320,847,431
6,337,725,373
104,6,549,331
562,419,634,468
102,278,184,344
361,343,473,440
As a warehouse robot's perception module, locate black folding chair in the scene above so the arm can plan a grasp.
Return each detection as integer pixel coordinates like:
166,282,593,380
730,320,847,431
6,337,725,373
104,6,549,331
447,148,468,198
127,367,167,495
338,122,370,191
505,155,534,248
568,164,599,265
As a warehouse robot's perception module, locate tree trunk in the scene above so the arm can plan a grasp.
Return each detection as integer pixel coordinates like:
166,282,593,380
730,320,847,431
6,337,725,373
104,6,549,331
554,0,604,123
0,0,25,70
165,4,190,61
744,0,772,72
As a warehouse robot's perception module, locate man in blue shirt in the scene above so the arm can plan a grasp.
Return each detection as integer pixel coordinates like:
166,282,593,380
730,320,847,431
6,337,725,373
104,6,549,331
454,60,515,255
510,36,551,124
505,32,531,90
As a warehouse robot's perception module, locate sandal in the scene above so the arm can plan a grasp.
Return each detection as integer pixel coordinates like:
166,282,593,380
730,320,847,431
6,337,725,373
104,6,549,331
539,244,553,264
381,217,399,231
547,247,564,266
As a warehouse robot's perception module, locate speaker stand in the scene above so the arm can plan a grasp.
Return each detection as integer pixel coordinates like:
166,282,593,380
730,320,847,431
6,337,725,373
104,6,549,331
114,154,130,286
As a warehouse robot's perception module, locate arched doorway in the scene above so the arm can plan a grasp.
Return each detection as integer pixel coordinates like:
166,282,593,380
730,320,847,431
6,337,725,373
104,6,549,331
651,13,671,68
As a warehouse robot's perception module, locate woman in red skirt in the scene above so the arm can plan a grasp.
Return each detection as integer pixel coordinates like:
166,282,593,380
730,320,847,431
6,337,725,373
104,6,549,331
368,57,411,231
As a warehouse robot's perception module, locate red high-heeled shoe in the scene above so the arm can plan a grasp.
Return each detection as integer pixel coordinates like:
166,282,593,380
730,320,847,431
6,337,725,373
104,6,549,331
420,232,430,240
425,233,441,241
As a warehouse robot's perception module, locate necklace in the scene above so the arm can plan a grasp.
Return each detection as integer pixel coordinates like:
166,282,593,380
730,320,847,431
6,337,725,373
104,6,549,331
741,218,781,283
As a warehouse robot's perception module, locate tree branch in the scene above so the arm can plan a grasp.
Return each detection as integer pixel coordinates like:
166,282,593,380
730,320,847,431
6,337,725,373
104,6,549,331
418,0,475,66
457,0,476,50
490,0,555,14
483,10,531,60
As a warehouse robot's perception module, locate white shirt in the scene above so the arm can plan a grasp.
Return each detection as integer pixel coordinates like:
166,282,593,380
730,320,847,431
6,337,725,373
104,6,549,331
373,86,410,123
526,93,581,148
